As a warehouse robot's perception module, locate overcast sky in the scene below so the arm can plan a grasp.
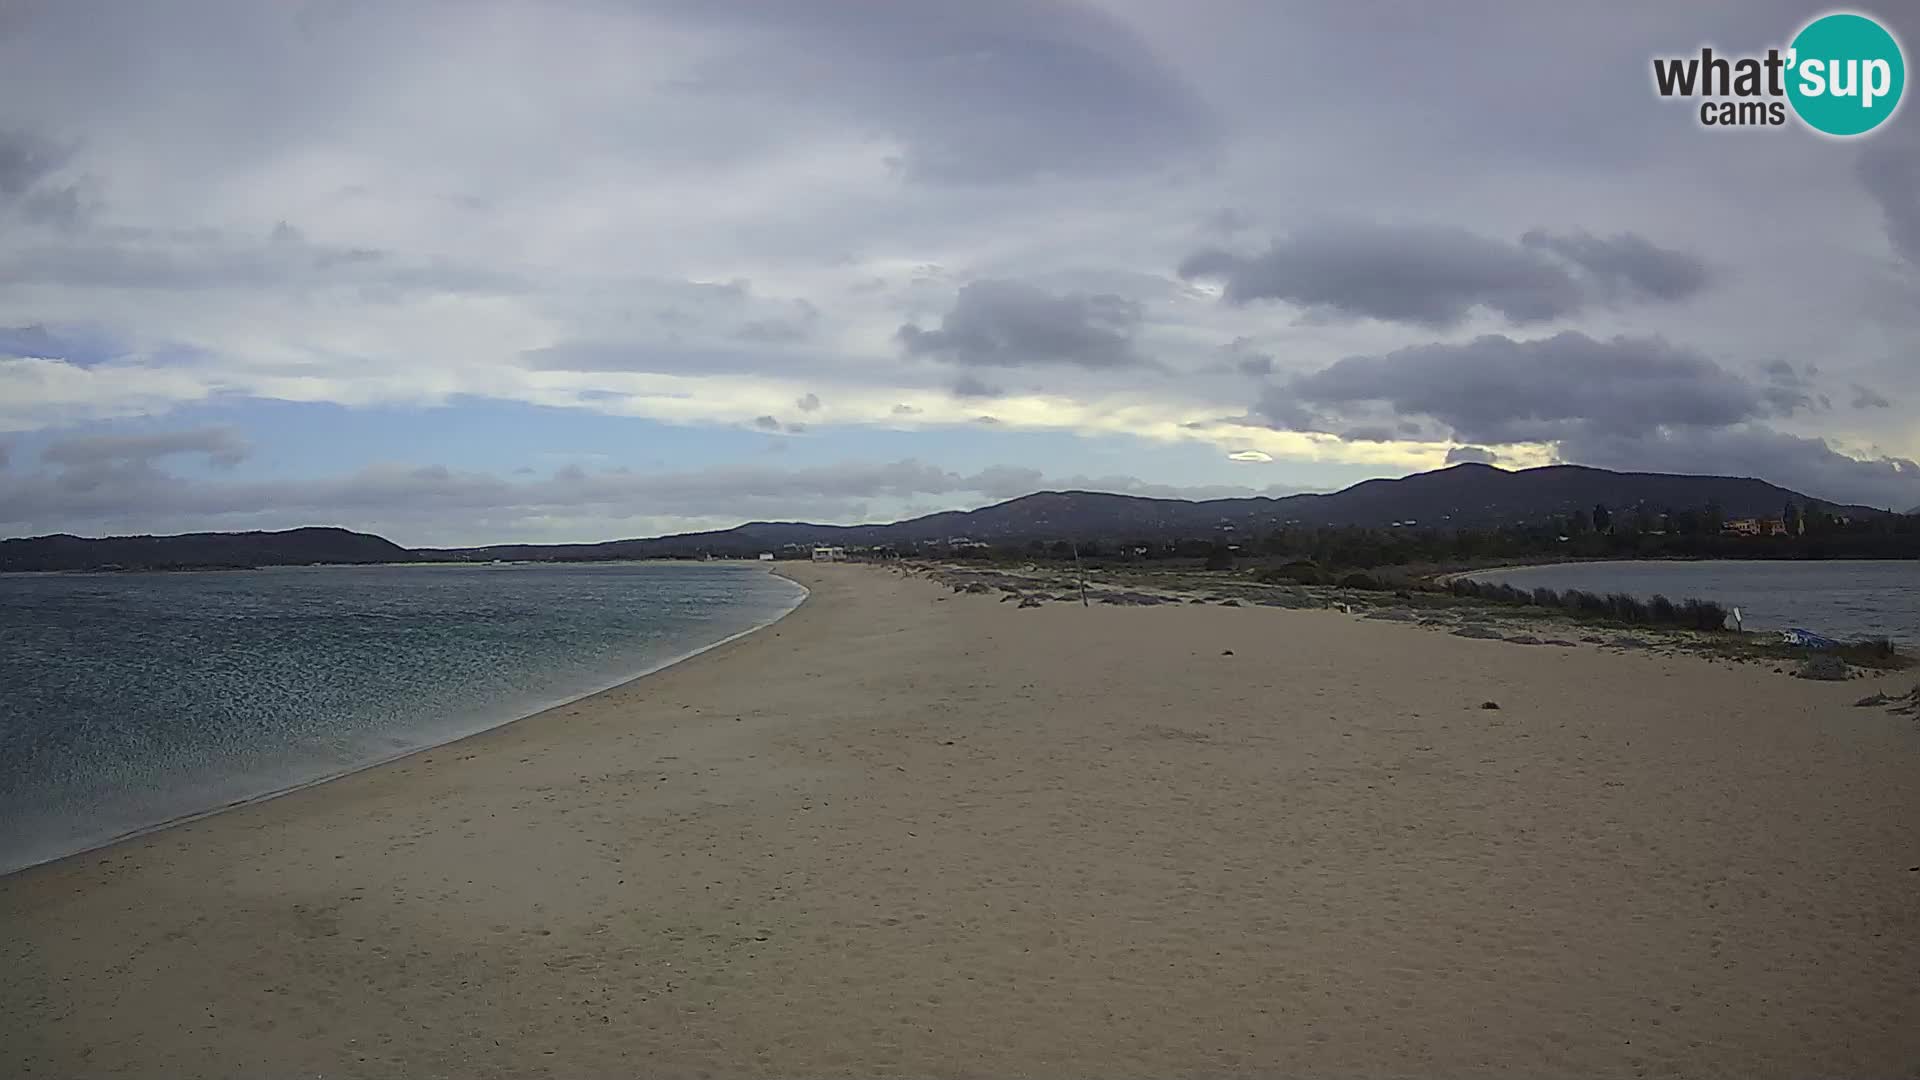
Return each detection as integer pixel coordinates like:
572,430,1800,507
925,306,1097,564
4,0,1918,545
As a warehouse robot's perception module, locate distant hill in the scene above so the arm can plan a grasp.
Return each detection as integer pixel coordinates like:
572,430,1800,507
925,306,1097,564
7,464,1891,570
0,527,413,573
421,463,1886,561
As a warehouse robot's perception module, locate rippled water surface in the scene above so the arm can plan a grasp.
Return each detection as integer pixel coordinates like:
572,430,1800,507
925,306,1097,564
0,562,804,873
1468,560,1917,643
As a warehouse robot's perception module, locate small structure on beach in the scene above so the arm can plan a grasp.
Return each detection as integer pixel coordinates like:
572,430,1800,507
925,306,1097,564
758,552,775,561
811,545,847,562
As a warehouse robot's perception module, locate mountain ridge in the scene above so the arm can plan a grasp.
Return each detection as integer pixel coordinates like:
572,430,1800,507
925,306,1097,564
417,462,1892,560
2,463,1899,571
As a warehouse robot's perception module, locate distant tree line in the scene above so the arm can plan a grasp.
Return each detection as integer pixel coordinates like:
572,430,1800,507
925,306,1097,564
946,501,1920,571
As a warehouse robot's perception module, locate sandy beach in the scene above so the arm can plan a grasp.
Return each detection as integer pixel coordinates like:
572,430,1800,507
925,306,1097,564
4,562,1916,1078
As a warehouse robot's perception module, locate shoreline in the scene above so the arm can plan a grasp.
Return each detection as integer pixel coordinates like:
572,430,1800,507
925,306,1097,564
1431,553,1920,586
0,566,810,879
7,563,1915,1077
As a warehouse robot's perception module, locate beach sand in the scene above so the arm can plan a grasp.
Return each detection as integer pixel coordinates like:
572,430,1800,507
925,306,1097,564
4,563,1917,1078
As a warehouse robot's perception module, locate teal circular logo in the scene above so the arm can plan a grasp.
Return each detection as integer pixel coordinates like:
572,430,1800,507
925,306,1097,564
1786,12,1905,136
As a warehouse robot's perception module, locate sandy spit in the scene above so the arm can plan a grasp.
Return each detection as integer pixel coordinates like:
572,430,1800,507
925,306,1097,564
4,563,1916,1078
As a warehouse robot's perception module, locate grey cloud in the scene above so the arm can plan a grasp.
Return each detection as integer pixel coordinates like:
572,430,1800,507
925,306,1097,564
750,414,805,435
525,343,759,376
1519,229,1711,303
1759,360,1818,415
1280,332,1766,443
1850,383,1892,409
736,320,806,343
898,279,1144,368
0,438,10,470
738,299,820,344
1248,388,1321,432
1338,425,1398,443
952,375,1003,398
795,392,821,412
0,130,66,198
0,222,515,297
0,129,84,226
1210,337,1272,377
1761,385,1816,416
1180,223,1584,329
1858,134,1920,269
1558,426,1920,511
41,426,248,469
667,0,1219,184
522,342,823,377
1182,223,1713,329
0,324,68,360
1445,445,1499,465
1204,207,1255,235
890,403,921,415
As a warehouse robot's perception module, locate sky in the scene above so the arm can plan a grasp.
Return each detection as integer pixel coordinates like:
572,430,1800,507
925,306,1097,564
3,0,1918,546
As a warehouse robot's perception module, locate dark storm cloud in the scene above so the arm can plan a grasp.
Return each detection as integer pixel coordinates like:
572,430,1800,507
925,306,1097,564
1445,446,1499,465
663,0,1220,184
1179,223,1585,329
898,279,1145,369
41,426,249,469
1857,134,1920,269
1558,426,1920,511
1518,229,1711,303
1278,332,1766,444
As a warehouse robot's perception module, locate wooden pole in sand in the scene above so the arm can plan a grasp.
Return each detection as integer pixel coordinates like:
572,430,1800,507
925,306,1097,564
1071,539,1088,606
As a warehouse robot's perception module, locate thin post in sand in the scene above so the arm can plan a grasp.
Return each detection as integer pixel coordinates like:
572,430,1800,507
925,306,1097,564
1071,539,1088,606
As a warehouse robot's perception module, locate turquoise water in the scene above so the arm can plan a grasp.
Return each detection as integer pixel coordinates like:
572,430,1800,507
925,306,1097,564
0,562,804,874
1468,560,1917,643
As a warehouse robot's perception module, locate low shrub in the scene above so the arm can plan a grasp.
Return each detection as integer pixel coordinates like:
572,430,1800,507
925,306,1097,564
1445,576,1733,633
1678,598,1729,630
1607,592,1649,624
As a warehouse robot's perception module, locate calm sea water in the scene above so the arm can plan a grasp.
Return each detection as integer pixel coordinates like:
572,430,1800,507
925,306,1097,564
1468,560,1917,643
0,562,805,874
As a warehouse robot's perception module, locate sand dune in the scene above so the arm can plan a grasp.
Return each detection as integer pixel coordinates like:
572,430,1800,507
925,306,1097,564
4,563,1916,1078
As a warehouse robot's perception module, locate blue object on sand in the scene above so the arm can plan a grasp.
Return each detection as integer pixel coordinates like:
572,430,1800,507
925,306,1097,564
1780,628,1839,649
